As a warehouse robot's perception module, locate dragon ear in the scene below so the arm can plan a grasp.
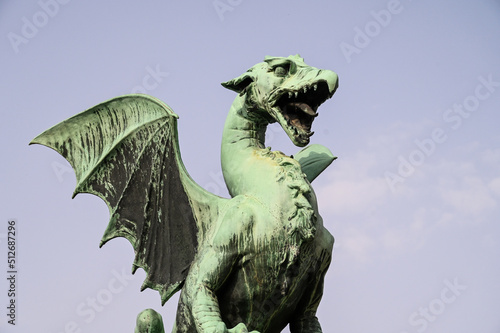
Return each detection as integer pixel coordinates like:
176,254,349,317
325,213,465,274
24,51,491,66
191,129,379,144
221,71,255,93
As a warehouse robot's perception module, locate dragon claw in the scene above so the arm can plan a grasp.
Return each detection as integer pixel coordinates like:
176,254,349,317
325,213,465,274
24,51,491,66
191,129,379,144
227,323,259,333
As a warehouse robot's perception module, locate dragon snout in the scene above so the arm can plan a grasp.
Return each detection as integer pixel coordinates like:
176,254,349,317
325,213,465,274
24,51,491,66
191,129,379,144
315,70,339,97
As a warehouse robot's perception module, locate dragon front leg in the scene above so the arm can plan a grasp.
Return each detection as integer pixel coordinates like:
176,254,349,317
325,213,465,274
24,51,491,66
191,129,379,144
290,316,323,333
183,204,259,333
290,258,332,332
186,246,259,333
190,285,258,333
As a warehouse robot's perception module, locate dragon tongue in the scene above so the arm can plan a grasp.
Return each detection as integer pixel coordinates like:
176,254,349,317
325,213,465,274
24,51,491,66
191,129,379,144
288,102,317,117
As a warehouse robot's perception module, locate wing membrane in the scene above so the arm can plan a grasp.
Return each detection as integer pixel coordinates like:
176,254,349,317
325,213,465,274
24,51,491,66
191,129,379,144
31,94,214,304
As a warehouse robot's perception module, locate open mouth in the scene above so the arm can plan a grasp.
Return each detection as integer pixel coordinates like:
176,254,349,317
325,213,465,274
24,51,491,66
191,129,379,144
282,102,317,133
272,80,333,145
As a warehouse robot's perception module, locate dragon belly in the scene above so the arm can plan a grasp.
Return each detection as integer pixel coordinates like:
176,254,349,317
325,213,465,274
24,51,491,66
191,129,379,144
217,226,333,333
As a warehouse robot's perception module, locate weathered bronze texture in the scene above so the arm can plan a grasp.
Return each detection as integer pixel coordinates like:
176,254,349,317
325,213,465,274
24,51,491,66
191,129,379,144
31,55,339,333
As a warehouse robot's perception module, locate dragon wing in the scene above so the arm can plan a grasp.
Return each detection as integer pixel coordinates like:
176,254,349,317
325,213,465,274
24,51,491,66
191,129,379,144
30,94,226,304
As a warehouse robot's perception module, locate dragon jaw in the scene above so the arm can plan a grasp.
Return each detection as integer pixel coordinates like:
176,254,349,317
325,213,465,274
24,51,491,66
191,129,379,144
268,78,336,147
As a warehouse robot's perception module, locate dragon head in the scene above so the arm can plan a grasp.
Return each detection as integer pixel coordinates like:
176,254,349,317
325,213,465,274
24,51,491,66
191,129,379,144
222,55,338,147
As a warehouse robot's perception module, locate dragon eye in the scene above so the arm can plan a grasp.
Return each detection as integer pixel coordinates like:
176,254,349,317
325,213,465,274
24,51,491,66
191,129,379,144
274,65,288,77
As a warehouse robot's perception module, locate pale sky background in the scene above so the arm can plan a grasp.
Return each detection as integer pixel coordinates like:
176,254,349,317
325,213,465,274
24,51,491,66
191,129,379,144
1,1,500,332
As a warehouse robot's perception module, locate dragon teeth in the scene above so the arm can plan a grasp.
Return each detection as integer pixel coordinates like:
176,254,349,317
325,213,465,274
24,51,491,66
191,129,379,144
295,91,298,98
289,92,293,98
303,87,307,93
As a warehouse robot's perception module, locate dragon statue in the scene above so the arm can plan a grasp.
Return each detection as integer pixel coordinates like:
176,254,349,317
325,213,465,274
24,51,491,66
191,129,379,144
31,55,339,333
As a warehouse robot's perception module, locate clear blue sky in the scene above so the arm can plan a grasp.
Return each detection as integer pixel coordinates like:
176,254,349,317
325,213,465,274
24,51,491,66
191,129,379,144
1,0,500,332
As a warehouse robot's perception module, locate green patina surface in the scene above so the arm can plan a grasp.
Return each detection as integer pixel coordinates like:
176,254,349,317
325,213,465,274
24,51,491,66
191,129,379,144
31,55,339,333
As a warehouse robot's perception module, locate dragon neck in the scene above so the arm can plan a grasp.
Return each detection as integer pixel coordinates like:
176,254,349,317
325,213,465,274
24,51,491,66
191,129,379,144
221,96,270,196
221,95,318,247
222,96,268,149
